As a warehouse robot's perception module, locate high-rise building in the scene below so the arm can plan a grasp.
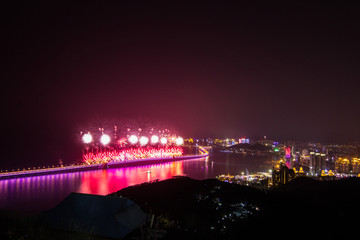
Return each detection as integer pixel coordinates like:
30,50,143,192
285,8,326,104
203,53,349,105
352,158,360,174
335,158,350,173
310,152,316,175
272,162,295,187
285,146,292,168
309,152,327,175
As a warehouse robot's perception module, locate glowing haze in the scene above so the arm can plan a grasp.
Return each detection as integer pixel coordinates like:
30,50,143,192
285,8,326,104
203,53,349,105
2,2,360,169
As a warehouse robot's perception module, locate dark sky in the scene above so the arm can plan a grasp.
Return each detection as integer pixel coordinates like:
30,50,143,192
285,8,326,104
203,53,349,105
2,1,360,167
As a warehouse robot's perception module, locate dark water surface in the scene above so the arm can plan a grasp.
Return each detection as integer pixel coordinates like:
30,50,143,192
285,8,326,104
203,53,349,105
0,152,273,213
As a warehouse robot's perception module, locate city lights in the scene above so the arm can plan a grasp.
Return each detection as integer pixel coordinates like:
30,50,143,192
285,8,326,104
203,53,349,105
82,133,93,144
100,134,111,145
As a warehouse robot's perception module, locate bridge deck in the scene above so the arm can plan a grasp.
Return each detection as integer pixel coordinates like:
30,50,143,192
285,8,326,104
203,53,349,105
0,153,209,180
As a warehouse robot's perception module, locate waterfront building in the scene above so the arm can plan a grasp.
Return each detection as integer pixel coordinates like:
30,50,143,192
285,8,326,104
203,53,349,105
300,150,311,168
239,137,250,144
296,167,306,177
335,158,350,173
352,158,360,174
285,146,292,168
319,169,336,180
309,152,316,175
272,162,295,187
335,157,360,174
309,151,327,175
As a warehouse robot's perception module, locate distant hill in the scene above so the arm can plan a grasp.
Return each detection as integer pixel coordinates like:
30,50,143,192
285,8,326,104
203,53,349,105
228,143,271,150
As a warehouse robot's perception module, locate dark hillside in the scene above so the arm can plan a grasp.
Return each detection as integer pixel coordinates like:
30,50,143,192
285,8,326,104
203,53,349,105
111,177,266,239
111,177,360,239
3,177,359,239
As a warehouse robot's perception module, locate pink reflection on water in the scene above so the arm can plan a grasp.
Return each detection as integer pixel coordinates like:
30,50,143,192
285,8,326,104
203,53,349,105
0,172,84,212
0,157,225,213
0,154,273,213
0,159,195,213
78,161,185,195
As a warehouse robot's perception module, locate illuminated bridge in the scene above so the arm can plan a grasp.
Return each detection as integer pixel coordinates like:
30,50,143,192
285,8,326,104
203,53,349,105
0,146,209,180
0,123,210,180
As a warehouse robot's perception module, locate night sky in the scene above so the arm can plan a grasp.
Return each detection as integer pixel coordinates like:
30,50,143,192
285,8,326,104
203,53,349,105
2,1,360,168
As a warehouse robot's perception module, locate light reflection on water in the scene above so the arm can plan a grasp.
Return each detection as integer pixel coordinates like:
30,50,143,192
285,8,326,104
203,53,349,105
0,153,272,213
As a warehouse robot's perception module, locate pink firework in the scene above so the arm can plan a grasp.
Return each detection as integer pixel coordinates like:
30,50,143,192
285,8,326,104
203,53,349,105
82,147,184,164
